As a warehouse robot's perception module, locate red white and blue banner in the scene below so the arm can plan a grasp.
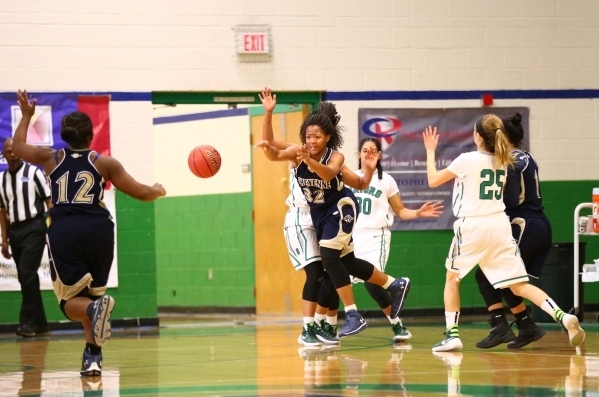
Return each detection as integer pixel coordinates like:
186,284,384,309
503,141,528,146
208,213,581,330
358,107,529,231
0,93,118,290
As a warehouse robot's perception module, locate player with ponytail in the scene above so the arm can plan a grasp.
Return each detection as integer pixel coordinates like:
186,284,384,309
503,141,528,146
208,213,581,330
423,114,584,352
255,90,411,339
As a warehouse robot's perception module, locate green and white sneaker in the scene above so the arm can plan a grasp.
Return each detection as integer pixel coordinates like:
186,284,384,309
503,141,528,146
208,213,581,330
432,325,463,352
314,320,340,344
297,323,322,347
392,321,412,342
556,310,586,347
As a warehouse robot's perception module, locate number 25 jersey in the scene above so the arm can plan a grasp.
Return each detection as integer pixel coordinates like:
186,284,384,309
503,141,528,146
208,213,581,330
446,151,506,218
49,148,111,218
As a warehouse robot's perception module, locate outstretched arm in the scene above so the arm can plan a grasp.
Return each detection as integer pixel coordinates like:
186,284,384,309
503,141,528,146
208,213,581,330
390,195,444,220
423,126,455,188
12,90,56,173
259,87,294,151
340,152,376,190
254,140,300,163
95,156,166,202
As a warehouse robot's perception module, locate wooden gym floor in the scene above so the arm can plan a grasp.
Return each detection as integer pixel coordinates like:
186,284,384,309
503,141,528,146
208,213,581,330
0,314,597,396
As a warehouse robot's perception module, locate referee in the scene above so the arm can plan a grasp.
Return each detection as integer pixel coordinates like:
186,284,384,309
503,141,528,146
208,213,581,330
0,138,52,337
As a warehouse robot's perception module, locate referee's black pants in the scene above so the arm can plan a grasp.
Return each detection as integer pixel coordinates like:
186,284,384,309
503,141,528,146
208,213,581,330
9,217,48,327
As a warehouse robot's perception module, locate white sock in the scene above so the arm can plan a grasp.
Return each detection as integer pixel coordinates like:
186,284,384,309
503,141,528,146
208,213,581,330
388,315,400,325
345,304,357,312
314,312,326,323
382,276,395,289
445,311,460,329
326,315,337,326
541,298,560,321
303,317,313,326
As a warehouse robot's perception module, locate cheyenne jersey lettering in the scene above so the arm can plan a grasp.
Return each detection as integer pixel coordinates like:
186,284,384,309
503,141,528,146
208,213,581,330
48,148,111,218
349,170,398,228
504,149,545,219
285,168,309,209
447,151,506,218
294,147,346,212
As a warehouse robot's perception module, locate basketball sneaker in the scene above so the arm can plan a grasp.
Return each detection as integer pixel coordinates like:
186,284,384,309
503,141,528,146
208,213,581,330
314,320,340,344
558,312,586,347
507,317,545,349
338,310,368,338
388,277,411,318
86,295,115,347
297,323,322,347
432,325,463,352
80,349,102,377
392,321,412,342
476,316,517,349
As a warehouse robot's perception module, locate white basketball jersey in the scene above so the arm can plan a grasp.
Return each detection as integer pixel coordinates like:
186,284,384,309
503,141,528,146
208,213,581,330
285,169,309,209
352,170,399,229
447,151,507,218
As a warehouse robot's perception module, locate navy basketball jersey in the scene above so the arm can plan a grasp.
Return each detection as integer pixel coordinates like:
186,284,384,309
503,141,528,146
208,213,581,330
294,147,347,212
504,149,545,219
48,148,111,218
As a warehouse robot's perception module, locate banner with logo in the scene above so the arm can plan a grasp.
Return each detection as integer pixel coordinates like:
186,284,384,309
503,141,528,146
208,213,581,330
358,107,529,230
0,93,118,291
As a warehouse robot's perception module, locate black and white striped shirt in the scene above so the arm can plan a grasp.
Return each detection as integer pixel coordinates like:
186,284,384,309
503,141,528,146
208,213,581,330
0,163,51,224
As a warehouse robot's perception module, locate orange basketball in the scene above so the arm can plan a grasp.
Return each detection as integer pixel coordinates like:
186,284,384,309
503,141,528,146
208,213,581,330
188,145,222,178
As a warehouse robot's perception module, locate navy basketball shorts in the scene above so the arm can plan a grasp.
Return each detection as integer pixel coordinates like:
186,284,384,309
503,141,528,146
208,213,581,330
47,215,115,302
313,197,357,256
510,216,552,278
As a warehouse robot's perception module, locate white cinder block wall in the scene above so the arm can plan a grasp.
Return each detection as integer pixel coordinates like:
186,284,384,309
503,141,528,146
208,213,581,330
1,0,598,182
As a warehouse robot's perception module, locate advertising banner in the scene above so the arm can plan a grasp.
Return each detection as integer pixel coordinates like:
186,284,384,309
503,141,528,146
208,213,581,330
358,107,529,230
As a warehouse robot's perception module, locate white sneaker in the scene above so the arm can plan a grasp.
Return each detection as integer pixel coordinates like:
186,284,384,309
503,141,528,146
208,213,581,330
432,329,463,352
560,314,586,347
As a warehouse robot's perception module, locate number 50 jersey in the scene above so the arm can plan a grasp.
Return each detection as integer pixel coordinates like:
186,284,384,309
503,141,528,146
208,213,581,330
49,148,111,218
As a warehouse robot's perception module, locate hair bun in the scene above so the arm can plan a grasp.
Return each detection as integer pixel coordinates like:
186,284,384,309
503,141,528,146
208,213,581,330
511,112,522,126
317,102,341,127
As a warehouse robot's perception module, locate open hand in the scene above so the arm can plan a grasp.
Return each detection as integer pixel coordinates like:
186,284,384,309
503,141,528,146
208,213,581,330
17,89,36,118
296,145,310,164
153,183,166,197
253,140,271,150
258,87,276,112
423,126,439,151
418,201,444,218
362,150,378,173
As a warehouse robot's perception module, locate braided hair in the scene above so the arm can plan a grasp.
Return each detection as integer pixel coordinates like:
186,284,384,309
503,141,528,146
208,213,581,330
61,111,94,149
299,102,344,150
357,138,383,180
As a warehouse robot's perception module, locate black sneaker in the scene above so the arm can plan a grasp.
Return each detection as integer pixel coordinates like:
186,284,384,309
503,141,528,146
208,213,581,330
476,321,516,349
15,325,36,337
507,319,546,349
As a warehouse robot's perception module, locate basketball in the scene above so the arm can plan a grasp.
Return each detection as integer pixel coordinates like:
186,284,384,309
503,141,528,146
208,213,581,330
188,145,222,178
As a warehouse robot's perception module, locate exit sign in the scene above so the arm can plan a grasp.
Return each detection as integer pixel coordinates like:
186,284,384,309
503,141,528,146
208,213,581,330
236,32,270,54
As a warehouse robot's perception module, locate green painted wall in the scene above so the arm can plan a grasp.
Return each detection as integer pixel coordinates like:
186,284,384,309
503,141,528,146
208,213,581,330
0,190,157,324
155,192,255,308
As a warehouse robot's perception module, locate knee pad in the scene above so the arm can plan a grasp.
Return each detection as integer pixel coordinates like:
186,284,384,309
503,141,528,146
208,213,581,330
475,267,502,308
501,288,524,309
342,254,375,281
320,247,351,288
365,282,391,309
318,273,339,310
302,261,324,302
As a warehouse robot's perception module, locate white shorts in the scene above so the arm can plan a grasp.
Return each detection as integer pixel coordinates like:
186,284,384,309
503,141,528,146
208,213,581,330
284,207,321,271
446,212,528,289
352,227,390,283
